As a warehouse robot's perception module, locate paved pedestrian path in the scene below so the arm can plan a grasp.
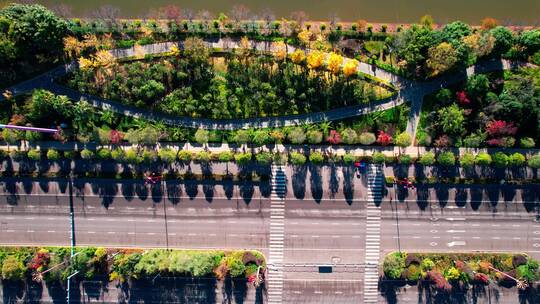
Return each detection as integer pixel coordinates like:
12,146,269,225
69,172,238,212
267,164,287,304
364,164,383,303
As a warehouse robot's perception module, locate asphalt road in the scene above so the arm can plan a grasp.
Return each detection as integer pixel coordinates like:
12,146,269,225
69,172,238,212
0,172,539,303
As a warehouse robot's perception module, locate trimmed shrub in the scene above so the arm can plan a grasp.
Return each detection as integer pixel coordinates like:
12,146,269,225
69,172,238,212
475,153,492,166
177,151,192,162
459,152,475,168
290,152,307,165
218,151,234,162
383,252,405,279
97,148,111,160
80,149,95,160
418,152,436,166
46,149,60,161
252,131,272,146
287,128,306,145
234,152,252,165
508,153,526,166
1,255,25,281
342,153,355,164
463,133,485,148
358,132,376,145
306,130,323,144
309,151,325,164
111,148,125,161
437,151,455,166
416,131,432,146
255,152,273,165
125,149,142,164
195,151,211,163
395,132,412,147
341,128,357,145
27,149,41,161
194,129,209,144
373,152,386,164
520,137,536,148
492,152,508,168
158,148,177,164
398,154,412,165
233,130,251,144
141,149,156,164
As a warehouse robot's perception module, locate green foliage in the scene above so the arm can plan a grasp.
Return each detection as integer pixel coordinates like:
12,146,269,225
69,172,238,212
383,252,405,279
437,104,465,136
373,152,386,164
287,128,306,145
226,256,246,277
194,129,209,145
342,153,355,164
218,151,234,162
177,151,192,162
508,153,526,166
437,151,456,166
418,151,436,166
444,266,461,281
309,151,325,164
97,148,111,160
195,151,211,163
475,152,492,166
289,152,307,165
395,132,412,147
358,132,376,145
421,258,435,271
141,149,156,164
255,152,273,165
27,148,41,161
80,149,95,160
463,133,486,148
1,255,25,281
233,130,251,144
416,131,431,146
459,152,475,168
2,129,20,145
520,137,536,148
125,127,160,146
340,128,357,145
110,148,125,161
492,152,508,167
234,152,252,165
399,154,412,165
527,154,540,169
252,130,272,146
124,149,142,164
306,130,323,144
158,148,177,164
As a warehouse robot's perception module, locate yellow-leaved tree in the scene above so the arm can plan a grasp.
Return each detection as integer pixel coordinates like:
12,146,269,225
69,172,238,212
342,59,359,77
273,41,287,61
290,49,306,64
78,57,94,71
63,36,82,59
297,30,313,47
306,50,325,70
327,52,343,75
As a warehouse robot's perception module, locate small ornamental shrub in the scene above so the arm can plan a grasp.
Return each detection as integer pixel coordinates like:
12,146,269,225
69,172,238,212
399,154,412,165
269,130,285,143
255,152,273,165
508,153,526,166
125,149,142,164
326,130,342,145
459,152,475,168
444,267,461,281
358,132,376,145
141,149,156,164
437,151,456,166
475,153,492,166
418,152,436,166
233,130,251,144
234,152,252,165
252,131,272,146
64,151,76,159
394,132,412,147
177,151,192,162
306,130,323,144
416,131,431,146
421,258,435,271
195,151,211,163
342,153,355,164
287,128,306,145
373,152,386,164
97,148,111,160
376,130,392,146
27,149,41,161
1,255,25,281
290,152,307,165
528,155,540,168
309,151,325,164
383,252,405,280
158,148,177,164
492,152,508,168
487,137,515,148
341,128,357,145
486,120,517,137
218,151,234,162
194,129,210,145
111,148,125,161
463,133,486,148
520,137,536,148
80,149,95,160
46,149,60,161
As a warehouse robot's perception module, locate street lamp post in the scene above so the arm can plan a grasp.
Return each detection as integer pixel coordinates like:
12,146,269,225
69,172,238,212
67,172,77,303
392,182,401,253
161,179,169,250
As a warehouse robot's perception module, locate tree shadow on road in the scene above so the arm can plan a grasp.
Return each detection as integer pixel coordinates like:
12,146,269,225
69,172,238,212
185,180,199,200
470,187,483,211
135,182,149,202
343,166,355,205
292,165,307,200
121,180,135,202
455,187,467,207
329,164,340,199
3,179,19,205
166,181,181,205
309,165,323,203
486,187,500,209
203,180,215,203
435,185,449,208
222,176,234,200
416,186,429,210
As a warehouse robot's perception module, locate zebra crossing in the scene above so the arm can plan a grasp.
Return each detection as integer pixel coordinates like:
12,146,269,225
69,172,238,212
267,164,286,304
364,164,383,303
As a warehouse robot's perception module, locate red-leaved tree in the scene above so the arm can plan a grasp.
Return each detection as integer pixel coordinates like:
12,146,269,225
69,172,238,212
376,131,392,146
485,120,517,137
456,91,470,105
109,130,123,145
326,130,342,145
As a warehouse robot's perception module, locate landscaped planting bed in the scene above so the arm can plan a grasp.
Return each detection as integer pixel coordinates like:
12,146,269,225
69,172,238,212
418,68,540,148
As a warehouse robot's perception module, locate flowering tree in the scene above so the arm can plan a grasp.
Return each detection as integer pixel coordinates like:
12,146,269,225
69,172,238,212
342,59,359,78
486,120,517,137
326,130,342,145
327,52,343,75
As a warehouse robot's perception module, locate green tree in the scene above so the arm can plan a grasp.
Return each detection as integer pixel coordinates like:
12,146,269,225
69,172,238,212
97,148,112,160
195,151,211,163
373,152,386,164
309,151,324,164
252,130,271,146
194,129,209,145
342,153,355,164
459,152,475,168
508,153,526,166
418,151,436,166
383,252,405,280
306,130,323,144
520,137,536,148
287,128,306,145
341,128,357,145
218,151,234,162
1,255,25,281
255,152,273,165
46,149,60,161
80,149,95,160
438,104,465,136
234,152,252,165
437,151,456,166
528,154,540,169
290,152,307,165
475,153,492,166
233,130,251,145
158,148,177,164
490,26,514,55
27,148,41,161
394,132,412,147
492,152,508,167
427,42,458,76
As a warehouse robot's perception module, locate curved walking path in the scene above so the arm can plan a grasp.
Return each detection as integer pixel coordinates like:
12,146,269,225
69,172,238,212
0,38,532,135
